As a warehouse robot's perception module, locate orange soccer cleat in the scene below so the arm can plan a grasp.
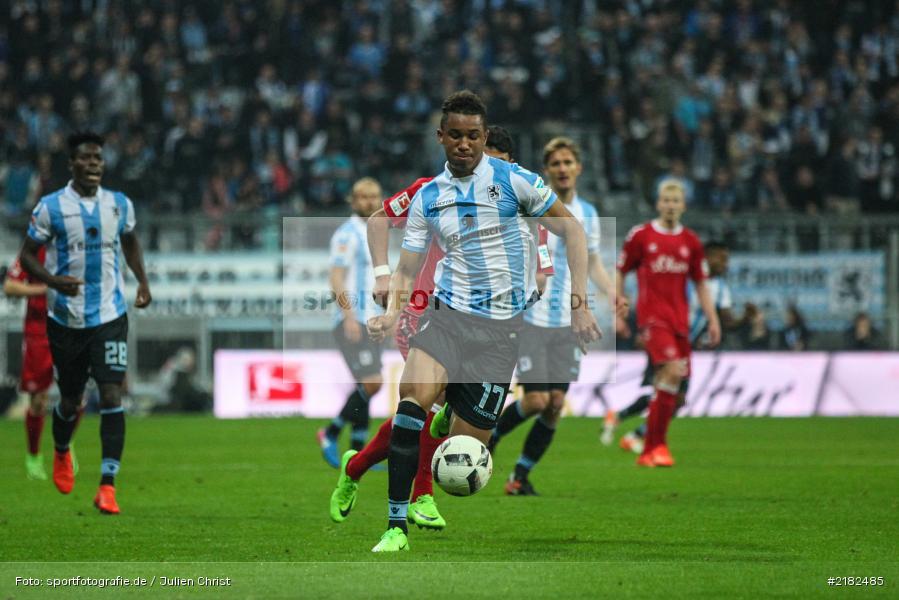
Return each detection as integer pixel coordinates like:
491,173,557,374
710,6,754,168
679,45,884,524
53,450,75,494
93,485,120,515
636,452,656,468
651,445,676,467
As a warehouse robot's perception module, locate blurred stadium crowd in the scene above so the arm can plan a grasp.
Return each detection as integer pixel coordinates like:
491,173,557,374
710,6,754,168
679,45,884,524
1,0,897,231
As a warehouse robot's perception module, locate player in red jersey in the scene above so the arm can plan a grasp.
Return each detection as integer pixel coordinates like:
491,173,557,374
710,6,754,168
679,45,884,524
4,248,81,479
328,126,553,529
616,179,720,467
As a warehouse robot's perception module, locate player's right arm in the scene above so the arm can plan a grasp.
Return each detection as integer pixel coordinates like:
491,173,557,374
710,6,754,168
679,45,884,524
367,207,392,308
20,201,82,296
367,248,424,342
367,188,428,341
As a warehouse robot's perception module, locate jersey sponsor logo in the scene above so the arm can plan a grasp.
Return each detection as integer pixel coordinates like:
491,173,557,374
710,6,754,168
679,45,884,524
486,184,502,203
432,197,456,210
389,192,411,216
649,255,690,274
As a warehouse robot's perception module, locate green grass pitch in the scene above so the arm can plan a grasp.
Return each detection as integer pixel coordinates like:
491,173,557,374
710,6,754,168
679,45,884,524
1,415,897,598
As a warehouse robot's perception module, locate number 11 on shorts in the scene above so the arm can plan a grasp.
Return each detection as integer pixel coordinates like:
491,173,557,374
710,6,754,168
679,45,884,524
479,382,505,415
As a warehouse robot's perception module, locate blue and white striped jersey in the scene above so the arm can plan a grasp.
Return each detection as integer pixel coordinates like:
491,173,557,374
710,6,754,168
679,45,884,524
329,214,383,325
27,183,136,329
688,276,732,342
402,156,557,320
526,195,601,328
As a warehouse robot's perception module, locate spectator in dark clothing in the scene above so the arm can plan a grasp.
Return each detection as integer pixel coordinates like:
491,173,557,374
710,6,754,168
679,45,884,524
845,312,882,350
781,304,811,351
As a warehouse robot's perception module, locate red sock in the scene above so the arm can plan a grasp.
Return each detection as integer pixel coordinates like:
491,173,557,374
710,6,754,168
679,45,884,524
412,412,441,500
346,417,391,480
642,394,661,454
25,409,45,455
654,389,678,447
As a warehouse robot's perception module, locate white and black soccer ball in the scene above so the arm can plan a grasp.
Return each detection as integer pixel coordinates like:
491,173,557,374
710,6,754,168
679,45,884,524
431,435,493,497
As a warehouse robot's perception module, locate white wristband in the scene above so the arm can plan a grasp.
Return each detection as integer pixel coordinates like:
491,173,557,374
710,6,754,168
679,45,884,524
373,265,391,278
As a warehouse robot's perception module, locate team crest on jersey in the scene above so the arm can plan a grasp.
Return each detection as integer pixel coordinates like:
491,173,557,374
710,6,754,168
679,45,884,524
389,192,411,216
486,184,502,203
648,242,658,253
679,245,689,258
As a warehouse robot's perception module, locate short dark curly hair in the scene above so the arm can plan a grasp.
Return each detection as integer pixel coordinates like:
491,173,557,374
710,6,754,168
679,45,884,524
67,131,105,157
440,90,487,129
486,125,514,159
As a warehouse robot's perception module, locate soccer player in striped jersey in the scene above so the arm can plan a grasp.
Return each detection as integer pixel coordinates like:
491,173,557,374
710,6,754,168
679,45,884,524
607,241,734,452
615,179,720,467
487,136,625,495
328,126,552,530
18,131,152,514
365,91,599,552
318,178,385,467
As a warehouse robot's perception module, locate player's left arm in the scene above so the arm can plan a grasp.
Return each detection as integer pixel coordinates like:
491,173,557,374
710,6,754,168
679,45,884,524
121,232,152,308
694,280,720,347
691,238,719,347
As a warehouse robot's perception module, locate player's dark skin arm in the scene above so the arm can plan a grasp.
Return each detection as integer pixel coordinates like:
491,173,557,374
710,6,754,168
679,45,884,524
19,237,82,296
121,231,152,308
538,201,601,349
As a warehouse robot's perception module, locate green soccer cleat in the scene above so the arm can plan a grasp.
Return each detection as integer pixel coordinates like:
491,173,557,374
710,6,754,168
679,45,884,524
429,404,450,439
70,443,79,476
408,494,446,530
329,450,359,523
371,527,409,552
25,453,47,481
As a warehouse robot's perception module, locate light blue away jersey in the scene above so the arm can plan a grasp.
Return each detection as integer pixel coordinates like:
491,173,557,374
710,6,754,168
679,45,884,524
329,214,383,325
401,155,557,319
27,182,135,329
688,275,732,342
526,195,601,328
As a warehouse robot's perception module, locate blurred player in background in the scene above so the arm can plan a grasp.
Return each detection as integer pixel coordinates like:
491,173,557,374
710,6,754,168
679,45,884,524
605,241,735,452
19,131,152,513
487,136,625,495
615,179,720,467
4,248,83,480
365,91,599,552
329,126,552,530
318,178,385,467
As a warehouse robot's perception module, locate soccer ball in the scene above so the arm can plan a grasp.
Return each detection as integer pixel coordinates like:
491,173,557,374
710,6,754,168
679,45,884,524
431,435,493,496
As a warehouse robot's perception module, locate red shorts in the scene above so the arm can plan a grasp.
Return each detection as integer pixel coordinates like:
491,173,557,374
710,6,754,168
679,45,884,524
394,307,422,361
20,333,54,394
641,325,691,375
